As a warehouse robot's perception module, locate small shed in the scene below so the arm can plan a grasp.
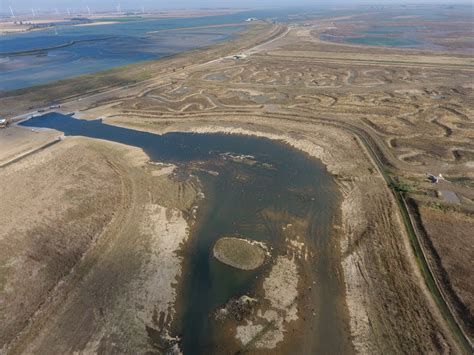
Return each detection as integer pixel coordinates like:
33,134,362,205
426,173,439,183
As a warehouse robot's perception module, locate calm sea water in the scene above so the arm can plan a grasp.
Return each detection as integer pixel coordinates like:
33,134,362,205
0,8,332,91
318,5,470,50
0,17,247,91
21,113,351,353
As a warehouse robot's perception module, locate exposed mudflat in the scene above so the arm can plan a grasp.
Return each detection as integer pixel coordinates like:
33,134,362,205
236,255,299,349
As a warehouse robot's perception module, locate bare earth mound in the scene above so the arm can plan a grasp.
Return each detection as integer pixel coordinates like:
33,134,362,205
213,237,266,270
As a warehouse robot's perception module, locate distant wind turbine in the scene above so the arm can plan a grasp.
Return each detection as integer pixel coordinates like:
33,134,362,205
31,8,36,17
67,8,71,16
141,5,145,14
86,6,91,15
117,3,121,13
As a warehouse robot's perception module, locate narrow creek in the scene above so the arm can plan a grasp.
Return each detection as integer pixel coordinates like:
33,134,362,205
21,113,352,354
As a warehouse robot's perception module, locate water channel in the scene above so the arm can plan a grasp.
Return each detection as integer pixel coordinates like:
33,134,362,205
21,113,352,353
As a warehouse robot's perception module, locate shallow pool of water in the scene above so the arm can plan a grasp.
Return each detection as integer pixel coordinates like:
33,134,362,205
21,113,351,353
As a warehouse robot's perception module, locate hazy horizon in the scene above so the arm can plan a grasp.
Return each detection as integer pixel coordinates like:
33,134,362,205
1,0,472,15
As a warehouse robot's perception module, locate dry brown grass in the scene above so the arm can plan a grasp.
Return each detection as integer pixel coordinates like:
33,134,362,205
0,138,123,348
418,204,474,337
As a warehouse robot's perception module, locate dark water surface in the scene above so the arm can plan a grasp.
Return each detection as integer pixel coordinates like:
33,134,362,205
21,113,350,354
319,5,473,50
0,22,245,91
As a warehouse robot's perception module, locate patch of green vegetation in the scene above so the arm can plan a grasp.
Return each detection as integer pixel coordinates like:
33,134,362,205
131,69,154,82
426,202,462,214
388,179,413,194
0,263,9,292
449,176,474,188
428,202,449,211
382,167,393,176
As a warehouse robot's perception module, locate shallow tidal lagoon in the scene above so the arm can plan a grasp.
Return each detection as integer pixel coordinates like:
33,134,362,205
22,113,352,353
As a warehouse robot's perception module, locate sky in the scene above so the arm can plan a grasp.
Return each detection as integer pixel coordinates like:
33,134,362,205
2,0,471,14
